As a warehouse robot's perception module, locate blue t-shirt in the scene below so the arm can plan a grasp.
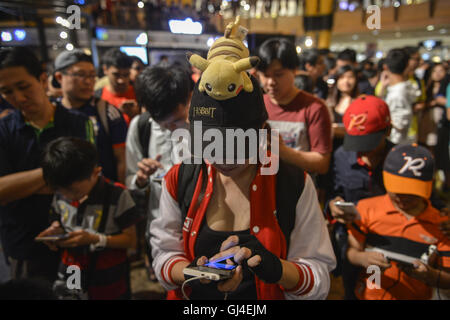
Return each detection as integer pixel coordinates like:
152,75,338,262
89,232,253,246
0,104,93,259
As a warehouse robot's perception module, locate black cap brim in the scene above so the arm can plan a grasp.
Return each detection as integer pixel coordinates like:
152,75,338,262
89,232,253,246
51,74,61,89
343,128,387,153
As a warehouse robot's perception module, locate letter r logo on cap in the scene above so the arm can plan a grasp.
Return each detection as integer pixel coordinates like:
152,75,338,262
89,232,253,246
398,156,426,177
348,113,368,131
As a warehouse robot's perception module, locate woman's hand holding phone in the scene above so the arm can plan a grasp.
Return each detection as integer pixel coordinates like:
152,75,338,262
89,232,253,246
186,255,243,292
212,234,283,284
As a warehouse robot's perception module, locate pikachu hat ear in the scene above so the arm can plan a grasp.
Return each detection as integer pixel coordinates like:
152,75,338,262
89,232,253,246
187,52,209,72
232,56,260,73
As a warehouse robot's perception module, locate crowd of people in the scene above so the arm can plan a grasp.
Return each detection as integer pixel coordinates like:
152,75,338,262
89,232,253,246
0,38,449,300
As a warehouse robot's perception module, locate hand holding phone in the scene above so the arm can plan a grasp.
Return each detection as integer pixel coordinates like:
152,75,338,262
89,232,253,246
334,201,361,221
35,234,69,242
183,254,237,281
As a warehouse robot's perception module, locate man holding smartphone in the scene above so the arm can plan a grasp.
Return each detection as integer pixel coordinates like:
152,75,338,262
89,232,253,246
328,96,393,226
53,49,128,183
95,48,139,125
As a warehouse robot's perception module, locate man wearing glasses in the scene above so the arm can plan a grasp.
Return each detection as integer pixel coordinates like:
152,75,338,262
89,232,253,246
54,49,128,183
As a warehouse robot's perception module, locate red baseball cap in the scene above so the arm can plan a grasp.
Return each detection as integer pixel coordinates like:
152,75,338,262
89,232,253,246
343,95,391,152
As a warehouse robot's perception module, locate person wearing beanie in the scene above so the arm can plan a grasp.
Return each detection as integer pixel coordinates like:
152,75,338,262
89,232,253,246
346,144,450,299
53,49,128,183
149,20,336,300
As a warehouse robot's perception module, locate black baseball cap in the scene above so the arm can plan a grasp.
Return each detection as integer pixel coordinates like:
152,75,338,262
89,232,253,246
54,49,93,72
383,143,435,199
188,75,268,162
52,49,93,88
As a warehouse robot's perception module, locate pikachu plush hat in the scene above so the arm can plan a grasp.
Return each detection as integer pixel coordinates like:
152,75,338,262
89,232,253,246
187,16,260,101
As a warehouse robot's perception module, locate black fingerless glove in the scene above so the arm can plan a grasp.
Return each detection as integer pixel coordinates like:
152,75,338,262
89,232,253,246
238,234,283,284
184,256,203,281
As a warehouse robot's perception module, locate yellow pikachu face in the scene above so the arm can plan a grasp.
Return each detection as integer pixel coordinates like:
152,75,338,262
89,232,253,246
199,60,246,100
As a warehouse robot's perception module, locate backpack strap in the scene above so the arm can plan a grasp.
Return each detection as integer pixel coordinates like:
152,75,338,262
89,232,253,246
94,88,103,100
275,160,305,250
96,98,110,136
86,179,112,287
137,111,152,158
177,163,205,223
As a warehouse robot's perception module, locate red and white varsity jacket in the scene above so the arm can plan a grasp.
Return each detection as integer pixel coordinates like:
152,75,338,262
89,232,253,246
149,163,336,300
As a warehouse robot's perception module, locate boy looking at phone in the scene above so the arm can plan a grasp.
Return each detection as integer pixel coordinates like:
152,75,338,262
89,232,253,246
37,137,141,299
347,144,450,299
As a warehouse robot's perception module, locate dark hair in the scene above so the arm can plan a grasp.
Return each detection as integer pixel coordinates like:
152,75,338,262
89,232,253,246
135,65,193,121
377,58,386,72
101,48,133,69
403,46,419,56
324,56,336,73
362,68,377,80
337,49,356,63
131,56,145,66
299,48,321,70
426,63,449,102
386,48,410,75
0,47,43,79
326,65,359,109
256,38,299,71
361,59,375,69
41,137,98,189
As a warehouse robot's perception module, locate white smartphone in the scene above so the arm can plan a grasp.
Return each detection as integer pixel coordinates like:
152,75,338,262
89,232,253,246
334,201,361,220
365,247,416,268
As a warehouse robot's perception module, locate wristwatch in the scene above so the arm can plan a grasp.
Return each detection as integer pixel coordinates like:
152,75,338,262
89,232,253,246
90,233,107,252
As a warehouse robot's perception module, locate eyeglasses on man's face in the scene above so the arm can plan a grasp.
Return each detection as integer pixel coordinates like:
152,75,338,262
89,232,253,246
63,72,97,81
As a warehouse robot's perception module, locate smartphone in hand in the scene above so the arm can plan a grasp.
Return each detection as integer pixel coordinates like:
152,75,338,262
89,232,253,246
334,201,361,220
35,234,69,242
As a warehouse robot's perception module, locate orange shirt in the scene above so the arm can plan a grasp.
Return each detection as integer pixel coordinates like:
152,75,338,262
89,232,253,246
348,194,450,300
100,85,135,125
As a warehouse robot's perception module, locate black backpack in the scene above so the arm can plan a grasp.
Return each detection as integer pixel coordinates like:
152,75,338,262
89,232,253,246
175,160,305,249
137,111,152,158
129,111,152,221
